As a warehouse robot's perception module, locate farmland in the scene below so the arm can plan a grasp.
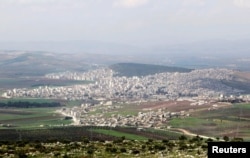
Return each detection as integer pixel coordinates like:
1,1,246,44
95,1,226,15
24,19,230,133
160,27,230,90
0,107,71,129
90,129,148,140
0,97,249,158
1,97,250,140
168,103,250,140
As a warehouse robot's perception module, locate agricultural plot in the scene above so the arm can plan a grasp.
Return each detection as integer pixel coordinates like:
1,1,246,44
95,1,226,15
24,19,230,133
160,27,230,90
90,129,148,140
169,103,250,140
0,107,71,129
101,103,140,118
0,126,181,142
1,98,249,143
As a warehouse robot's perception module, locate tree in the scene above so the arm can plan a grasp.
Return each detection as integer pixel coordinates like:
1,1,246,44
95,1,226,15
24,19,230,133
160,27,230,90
179,135,187,141
83,137,90,144
223,136,229,142
120,147,127,153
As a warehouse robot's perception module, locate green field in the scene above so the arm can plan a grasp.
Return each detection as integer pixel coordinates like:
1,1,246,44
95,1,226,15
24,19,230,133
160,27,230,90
0,107,72,129
145,128,184,139
90,129,148,140
169,103,250,140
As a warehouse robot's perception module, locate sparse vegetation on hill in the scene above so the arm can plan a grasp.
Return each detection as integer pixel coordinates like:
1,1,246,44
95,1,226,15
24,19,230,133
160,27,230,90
0,133,244,158
109,63,192,77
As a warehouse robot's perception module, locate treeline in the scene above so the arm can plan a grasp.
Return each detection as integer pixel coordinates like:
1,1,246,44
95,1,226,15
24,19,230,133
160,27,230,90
0,101,61,108
0,126,178,143
0,126,115,143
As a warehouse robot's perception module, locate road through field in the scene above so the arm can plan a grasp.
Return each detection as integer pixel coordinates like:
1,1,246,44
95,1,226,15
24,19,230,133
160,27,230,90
171,128,218,140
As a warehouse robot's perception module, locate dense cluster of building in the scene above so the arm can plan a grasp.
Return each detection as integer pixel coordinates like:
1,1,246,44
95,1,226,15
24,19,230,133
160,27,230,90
3,68,244,101
59,103,189,128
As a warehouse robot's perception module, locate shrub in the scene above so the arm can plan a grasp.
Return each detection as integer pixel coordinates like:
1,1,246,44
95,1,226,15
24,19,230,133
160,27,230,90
223,136,229,142
120,147,127,153
231,137,244,142
106,147,117,153
132,149,140,154
179,135,187,141
154,144,166,151
162,139,169,144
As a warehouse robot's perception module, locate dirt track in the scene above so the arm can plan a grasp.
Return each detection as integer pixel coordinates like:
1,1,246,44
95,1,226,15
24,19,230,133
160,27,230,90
171,128,217,140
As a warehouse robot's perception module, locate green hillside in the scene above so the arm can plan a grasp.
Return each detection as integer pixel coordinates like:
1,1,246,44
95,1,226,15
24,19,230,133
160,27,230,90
110,63,192,77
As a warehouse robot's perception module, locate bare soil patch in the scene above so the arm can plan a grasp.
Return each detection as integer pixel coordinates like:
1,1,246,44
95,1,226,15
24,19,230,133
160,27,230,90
139,100,215,112
234,71,250,81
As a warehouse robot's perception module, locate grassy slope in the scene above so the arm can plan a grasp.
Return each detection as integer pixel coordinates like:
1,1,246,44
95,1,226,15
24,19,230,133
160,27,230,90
110,63,192,77
90,129,148,140
0,78,92,89
169,103,250,140
0,107,71,129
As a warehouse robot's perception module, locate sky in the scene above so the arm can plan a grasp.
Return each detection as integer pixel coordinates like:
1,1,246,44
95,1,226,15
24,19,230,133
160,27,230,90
1,0,250,46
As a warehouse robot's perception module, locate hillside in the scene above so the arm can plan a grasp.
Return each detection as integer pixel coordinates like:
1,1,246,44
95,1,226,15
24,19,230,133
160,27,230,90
0,51,91,77
109,63,192,77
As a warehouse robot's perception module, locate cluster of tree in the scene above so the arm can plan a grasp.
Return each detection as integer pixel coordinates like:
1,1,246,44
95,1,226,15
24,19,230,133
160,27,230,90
0,101,61,108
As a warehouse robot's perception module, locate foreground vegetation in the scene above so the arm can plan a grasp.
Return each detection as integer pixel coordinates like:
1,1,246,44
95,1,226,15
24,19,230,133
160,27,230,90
0,126,209,157
0,135,210,158
0,133,245,158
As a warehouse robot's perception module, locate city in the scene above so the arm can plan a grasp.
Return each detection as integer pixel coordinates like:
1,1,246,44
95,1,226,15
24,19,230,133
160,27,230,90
3,68,246,102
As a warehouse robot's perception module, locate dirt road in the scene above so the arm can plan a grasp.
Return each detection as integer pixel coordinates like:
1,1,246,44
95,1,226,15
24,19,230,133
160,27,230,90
171,128,218,140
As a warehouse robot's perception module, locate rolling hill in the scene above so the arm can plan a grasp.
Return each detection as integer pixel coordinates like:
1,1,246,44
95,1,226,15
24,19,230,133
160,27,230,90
0,51,91,77
109,63,193,77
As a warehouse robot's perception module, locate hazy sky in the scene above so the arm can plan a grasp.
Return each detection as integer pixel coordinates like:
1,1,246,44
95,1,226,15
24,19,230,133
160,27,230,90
1,0,250,46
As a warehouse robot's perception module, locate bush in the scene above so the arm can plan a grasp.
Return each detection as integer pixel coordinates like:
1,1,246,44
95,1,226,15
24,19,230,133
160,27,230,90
154,144,166,151
105,147,117,153
179,135,187,141
83,137,90,144
231,137,244,142
206,138,213,142
179,142,188,150
162,139,169,144
132,149,140,155
120,147,127,153
223,136,229,142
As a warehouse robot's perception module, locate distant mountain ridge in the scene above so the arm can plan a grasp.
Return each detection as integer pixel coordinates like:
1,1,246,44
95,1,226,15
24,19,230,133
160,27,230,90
109,63,192,77
1,39,250,71
0,51,91,77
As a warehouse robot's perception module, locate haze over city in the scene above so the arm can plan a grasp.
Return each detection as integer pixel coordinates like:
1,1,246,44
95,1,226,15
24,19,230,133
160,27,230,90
0,0,250,47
